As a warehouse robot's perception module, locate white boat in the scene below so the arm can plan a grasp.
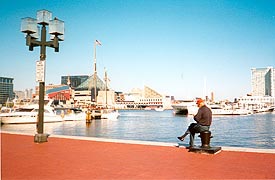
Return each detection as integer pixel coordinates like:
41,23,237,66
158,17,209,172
91,66,119,120
171,100,197,115
172,101,251,116
252,106,274,113
144,107,152,110
0,99,63,124
56,108,86,121
101,109,120,120
154,107,165,112
209,105,251,116
64,109,86,121
0,106,63,124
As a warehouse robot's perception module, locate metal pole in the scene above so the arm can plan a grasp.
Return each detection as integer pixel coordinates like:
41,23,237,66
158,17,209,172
22,10,64,143
94,41,97,105
104,68,107,108
34,24,48,143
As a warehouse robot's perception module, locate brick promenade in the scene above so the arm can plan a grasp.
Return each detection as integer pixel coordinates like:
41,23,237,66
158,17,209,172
1,132,275,179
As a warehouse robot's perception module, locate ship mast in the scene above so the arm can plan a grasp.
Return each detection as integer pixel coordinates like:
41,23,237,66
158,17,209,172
93,40,101,105
104,67,108,108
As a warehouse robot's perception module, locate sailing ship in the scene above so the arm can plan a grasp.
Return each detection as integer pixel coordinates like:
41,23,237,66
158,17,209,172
87,40,119,120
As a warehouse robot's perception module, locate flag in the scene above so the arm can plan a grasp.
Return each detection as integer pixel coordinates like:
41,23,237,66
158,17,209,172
95,40,102,46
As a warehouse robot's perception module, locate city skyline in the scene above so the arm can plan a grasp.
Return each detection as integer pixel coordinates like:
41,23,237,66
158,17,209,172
1,0,275,101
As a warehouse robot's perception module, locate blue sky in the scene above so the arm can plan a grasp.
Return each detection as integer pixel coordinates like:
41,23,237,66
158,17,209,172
1,0,275,101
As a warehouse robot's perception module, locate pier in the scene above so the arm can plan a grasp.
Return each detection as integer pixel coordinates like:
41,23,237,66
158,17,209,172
2,132,275,179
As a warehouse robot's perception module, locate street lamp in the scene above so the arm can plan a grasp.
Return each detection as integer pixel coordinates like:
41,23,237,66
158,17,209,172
21,10,64,143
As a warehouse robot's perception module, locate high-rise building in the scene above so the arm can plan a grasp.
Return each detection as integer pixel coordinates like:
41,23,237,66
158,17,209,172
251,67,275,97
0,77,14,105
25,88,33,99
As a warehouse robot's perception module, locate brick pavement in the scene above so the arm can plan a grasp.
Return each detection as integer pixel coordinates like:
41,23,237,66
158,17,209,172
2,132,275,179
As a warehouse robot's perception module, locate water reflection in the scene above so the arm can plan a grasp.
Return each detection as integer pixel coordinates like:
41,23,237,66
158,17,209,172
1,110,275,149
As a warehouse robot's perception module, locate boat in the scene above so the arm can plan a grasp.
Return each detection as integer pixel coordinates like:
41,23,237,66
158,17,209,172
98,68,120,120
154,107,164,112
144,107,152,110
101,109,120,119
171,100,197,115
84,46,121,121
252,106,274,113
55,107,86,121
209,105,251,116
0,104,63,124
172,100,251,116
0,107,13,114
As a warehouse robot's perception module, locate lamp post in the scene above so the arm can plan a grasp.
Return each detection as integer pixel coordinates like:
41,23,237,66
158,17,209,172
21,10,64,143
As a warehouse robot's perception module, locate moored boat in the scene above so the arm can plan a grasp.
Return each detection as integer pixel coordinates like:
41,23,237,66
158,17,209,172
154,107,164,112
171,100,196,115
0,106,63,124
172,100,252,116
101,109,120,119
55,108,86,121
209,105,251,116
0,99,63,124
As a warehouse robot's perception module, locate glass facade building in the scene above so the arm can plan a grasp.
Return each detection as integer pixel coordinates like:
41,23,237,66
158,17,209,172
75,74,105,103
0,77,14,105
61,75,89,88
251,67,275,97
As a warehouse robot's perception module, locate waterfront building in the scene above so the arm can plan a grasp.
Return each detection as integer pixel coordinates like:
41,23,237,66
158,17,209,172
61,75,89,88
0,77,14,106
115,86,172,109
46,85,71,101
31,84,73,106
34,84,67,97
74,74,106,106
251,67,275,97
34,84,72,106
237,95,275,110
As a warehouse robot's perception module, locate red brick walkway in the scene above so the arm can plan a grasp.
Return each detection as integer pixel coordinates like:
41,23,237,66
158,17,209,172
1,132,275,179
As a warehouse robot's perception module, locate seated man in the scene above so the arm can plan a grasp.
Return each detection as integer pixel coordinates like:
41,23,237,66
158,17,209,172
177,98,212,147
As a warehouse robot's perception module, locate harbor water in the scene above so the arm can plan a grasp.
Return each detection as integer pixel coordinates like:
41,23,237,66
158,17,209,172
1,110,275,149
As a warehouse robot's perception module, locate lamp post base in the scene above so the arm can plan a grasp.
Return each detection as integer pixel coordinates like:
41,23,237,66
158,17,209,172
34,133,49,143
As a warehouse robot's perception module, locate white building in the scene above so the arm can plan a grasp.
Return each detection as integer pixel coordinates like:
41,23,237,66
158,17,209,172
115,86,172,109
237,96,275,110
235,67,275,111
251,67,275,97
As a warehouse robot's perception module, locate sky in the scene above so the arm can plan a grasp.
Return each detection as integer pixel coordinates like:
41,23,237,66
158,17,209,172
1,0,275,101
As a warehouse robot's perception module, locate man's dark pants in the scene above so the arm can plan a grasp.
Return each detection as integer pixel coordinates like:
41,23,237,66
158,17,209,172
188,123,210,147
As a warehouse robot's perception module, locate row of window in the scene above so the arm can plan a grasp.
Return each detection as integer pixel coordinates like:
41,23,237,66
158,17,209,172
139,98,162,102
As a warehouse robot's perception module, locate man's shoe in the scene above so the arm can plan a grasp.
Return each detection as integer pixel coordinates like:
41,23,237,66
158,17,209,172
177,137,183,141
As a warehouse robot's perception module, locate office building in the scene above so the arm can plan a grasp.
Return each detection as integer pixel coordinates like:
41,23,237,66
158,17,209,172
251,67,275,97
0,77,14,105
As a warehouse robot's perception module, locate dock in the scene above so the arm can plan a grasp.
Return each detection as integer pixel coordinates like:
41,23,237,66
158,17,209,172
1,132,275,179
